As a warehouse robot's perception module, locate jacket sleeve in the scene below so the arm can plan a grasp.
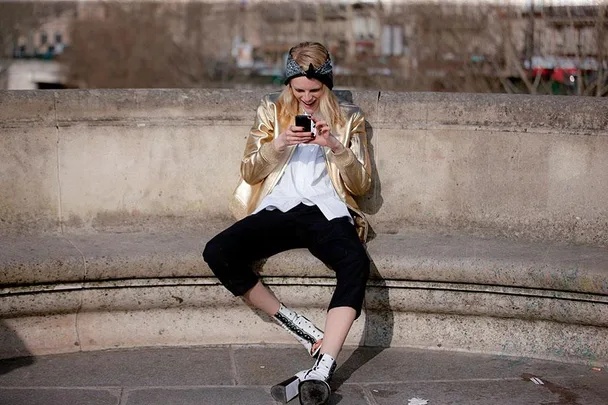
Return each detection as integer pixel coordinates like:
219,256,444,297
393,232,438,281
328,109,372,196
240,97,289,185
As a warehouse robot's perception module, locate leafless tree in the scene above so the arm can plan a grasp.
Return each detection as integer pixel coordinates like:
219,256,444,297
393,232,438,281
59,0,607,95
398,2,607,96
595,4,608,96
367,2,504,94
581,3,608,96
63,1,240,88
1,2,37,58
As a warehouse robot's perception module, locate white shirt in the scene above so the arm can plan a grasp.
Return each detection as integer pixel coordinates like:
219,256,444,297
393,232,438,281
252,143,352,223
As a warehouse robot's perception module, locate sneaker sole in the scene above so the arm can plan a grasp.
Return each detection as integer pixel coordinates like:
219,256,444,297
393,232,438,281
299,380,330,405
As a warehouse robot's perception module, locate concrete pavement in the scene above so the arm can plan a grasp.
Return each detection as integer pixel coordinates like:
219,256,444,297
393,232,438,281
0,344,606,405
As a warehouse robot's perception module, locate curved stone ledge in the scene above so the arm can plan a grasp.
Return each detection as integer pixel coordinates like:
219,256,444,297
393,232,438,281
1,278,606,326
2,271,607,366
3,231,607,294
2,295,606,367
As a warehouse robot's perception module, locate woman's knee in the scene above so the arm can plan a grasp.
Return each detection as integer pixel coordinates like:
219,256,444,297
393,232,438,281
202,234,232,272
203,235,257,295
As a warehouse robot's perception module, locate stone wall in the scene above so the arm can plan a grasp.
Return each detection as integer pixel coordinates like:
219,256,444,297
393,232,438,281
1,89,607,245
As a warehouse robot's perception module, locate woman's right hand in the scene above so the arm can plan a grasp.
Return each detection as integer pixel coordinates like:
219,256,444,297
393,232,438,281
273,125,314,153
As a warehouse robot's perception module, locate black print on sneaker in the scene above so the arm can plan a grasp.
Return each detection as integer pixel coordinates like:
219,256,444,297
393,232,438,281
275,312,318,345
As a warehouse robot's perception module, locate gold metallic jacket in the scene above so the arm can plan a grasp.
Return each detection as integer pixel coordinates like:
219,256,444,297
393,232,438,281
229,92,372,242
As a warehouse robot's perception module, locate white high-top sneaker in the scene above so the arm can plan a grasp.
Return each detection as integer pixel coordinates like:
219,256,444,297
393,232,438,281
298,353,336,405
273,304,324,357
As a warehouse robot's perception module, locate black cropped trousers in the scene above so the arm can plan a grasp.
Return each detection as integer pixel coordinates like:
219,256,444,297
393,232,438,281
203,203,370,318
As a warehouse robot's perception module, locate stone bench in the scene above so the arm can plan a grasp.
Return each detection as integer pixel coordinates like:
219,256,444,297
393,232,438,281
2,225,606,366
1,89,606,367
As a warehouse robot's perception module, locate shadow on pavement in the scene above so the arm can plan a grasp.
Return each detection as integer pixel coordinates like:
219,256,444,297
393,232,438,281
0,320,35,375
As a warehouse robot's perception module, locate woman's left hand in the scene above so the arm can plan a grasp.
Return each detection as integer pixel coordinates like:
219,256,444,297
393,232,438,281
310,116,345,154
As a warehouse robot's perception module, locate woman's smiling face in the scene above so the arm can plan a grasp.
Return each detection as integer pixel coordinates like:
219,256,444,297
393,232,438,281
290,76,325,114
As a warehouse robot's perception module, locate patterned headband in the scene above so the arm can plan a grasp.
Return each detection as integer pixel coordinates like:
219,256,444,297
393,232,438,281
284,49,334,90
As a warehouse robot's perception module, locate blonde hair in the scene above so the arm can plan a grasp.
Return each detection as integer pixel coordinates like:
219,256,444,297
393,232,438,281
277,42,345,129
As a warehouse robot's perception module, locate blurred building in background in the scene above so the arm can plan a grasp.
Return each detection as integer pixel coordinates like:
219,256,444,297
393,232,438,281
0,2,75,89
0,0,606,96
524,4,608,95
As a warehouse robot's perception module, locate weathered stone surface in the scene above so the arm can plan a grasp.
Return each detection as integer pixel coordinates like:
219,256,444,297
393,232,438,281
3,230,606,293
0,389,121,405
0,90,56,125
123,388,276,405
0,127,61,234
1,346,605,405
1,234,84,284
374,91,608,131
365,312,608,367
0,315,79,359
53,88,265,124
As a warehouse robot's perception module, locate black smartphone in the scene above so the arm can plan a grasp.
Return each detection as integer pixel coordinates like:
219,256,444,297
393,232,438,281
295,114,312,133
